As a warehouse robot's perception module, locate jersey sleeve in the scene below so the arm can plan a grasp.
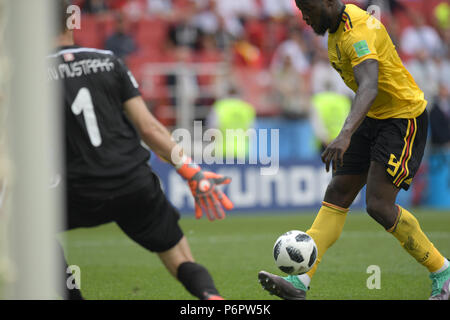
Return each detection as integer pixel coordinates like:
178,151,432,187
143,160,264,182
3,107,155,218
341,23,379,68
115,57,141,102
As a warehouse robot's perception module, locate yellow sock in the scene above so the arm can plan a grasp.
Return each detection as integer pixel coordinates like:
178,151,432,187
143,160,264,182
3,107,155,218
306,202,348,278
388,206,445,273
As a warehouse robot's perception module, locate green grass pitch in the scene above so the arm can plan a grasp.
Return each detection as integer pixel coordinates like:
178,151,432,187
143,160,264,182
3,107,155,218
61,210,450,300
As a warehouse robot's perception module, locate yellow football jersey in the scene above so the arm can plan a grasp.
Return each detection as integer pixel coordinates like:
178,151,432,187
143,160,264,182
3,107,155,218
328,4,427,119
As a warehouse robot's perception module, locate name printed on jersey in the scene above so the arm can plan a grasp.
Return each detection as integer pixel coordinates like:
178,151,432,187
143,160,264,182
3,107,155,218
47,58,115,81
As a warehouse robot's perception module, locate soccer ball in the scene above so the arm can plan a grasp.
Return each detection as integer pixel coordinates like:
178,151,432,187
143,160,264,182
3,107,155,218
273,230,317,275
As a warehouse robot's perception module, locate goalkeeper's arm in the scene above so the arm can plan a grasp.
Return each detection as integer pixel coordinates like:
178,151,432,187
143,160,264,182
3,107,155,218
123,96,233,220
123,96,183,166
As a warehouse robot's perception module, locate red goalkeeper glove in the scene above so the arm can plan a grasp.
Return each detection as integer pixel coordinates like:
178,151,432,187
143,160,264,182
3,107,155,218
176,157,233,221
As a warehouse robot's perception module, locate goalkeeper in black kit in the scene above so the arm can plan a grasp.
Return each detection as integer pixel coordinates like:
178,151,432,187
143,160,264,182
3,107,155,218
51,0,233,300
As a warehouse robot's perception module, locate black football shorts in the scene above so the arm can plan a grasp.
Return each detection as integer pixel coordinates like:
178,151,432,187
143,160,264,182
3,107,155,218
335,110,428,190
65,172,184,253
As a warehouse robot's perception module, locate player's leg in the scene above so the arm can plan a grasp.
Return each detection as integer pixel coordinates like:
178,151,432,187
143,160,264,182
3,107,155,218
178,234,194,262
367,111,449,299
157,236,194,276
305,173,367,278
56,190,109,300
365,161,400,228
303,118,373,283
157,236,222,300
366,160,449,299
258,173,367,299
115,176,223,300
262,173,367,273
259,118,372,299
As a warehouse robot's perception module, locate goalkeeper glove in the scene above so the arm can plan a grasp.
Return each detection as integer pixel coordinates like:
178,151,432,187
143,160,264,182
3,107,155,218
176,156,233,221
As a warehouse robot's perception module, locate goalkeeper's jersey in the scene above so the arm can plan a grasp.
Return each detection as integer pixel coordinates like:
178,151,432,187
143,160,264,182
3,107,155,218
327,4,427,119
47,45,152,198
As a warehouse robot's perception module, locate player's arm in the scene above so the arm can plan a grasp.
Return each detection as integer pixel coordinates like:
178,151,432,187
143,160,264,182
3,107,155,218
321,59,379,171
123,96,178,165
124,96,233,220
115,56,182,166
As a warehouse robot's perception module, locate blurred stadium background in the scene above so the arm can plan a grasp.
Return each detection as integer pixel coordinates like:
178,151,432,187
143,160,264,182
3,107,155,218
0,0,449,300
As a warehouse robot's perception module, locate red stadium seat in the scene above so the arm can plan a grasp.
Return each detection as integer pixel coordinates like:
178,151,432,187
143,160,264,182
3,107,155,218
136,18,169,52
74,14,104,49
100,13,117,38
194,49,224,64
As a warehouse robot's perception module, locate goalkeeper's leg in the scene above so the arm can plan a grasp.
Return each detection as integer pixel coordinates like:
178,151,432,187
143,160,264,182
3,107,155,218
158,236,223,300
114,180,223,300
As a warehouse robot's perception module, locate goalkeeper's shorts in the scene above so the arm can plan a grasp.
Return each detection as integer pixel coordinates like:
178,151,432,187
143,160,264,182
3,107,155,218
334,109,428,191
65,172,184,253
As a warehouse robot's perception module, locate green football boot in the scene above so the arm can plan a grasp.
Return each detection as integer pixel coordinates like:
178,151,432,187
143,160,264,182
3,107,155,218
429,263,450,300
258,271,308,300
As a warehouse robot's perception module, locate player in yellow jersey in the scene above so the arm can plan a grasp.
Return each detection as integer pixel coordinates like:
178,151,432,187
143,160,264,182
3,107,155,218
258,0,450,300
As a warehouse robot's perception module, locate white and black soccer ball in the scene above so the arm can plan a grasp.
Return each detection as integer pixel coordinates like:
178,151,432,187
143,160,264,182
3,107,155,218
273,230,317,275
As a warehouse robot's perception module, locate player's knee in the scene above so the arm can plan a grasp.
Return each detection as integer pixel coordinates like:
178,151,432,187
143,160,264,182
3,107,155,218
324,182,354,208
366,197,395,228
366,195,384,216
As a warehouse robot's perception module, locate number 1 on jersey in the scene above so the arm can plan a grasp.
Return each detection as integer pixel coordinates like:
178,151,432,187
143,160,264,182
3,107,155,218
71,88,102,147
